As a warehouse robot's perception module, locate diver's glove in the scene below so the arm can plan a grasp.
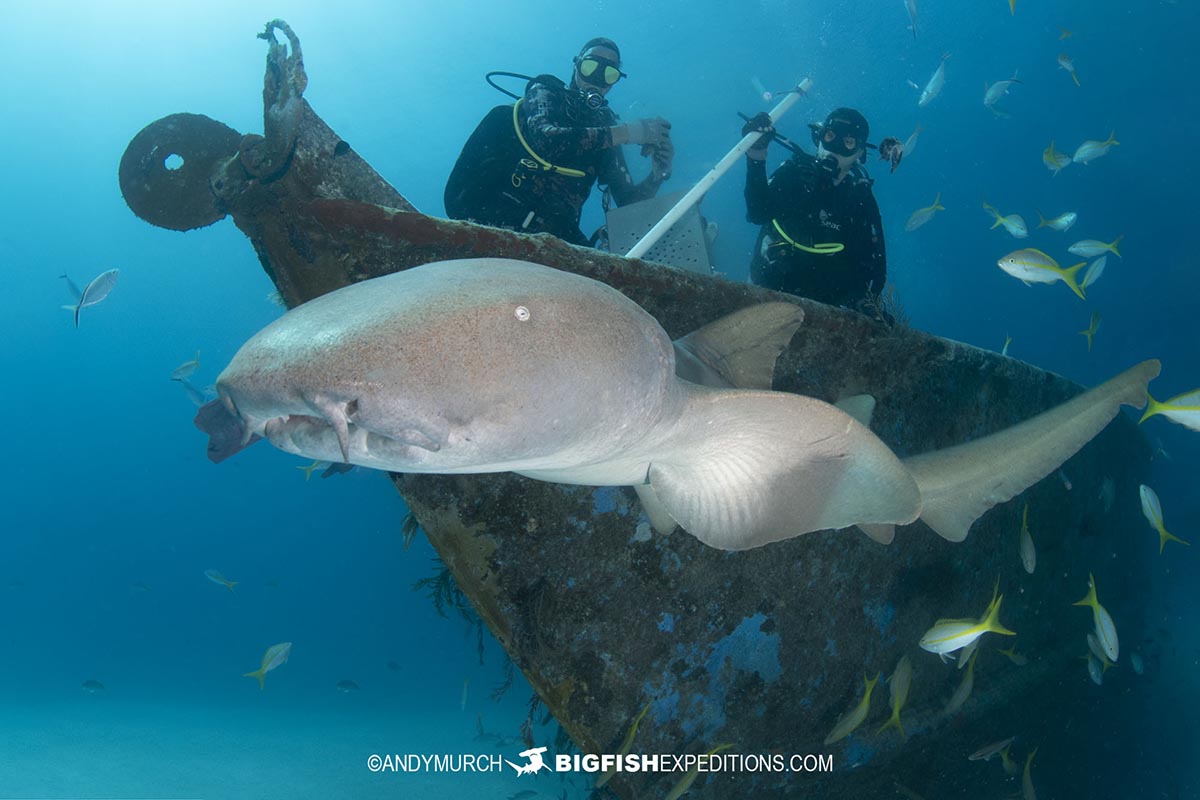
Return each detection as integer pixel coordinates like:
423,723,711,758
649,135,674,181
742,111,774,161
612,117,672,148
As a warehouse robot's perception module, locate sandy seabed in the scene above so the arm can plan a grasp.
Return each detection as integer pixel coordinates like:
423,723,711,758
0,699,574,799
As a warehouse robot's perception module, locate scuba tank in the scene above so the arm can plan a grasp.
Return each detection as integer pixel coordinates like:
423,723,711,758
444,71,595,228
443,102,521,221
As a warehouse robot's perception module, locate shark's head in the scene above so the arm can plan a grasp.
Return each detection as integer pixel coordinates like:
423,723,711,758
215,258,677,474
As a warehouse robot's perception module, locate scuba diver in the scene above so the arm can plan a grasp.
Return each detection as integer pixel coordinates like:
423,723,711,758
444,38,674,247
742,108,893,317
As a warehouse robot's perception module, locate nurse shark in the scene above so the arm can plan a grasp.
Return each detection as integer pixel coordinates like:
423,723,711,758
199,257,1157,551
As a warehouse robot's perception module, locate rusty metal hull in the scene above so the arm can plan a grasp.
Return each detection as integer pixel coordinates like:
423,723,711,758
120,22,1154,798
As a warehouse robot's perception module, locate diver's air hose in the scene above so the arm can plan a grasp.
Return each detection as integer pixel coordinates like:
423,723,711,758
511,100,587,179
771,219,844,255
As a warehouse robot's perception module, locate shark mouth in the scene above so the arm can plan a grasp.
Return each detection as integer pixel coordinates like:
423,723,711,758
195,390,442,467
261,413,443,466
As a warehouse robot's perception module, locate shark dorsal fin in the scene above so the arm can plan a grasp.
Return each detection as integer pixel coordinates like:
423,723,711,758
673,302,803,390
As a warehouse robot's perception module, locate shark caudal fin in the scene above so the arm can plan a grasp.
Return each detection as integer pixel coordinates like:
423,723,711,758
903,360,1160,542
647,384,921,550
673,301,804,390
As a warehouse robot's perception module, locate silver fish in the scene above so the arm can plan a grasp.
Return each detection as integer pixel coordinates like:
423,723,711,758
204,569,238,591
919,53,951,107
942,649,976,716
1073,133,1119,164
969,736,1016,761
171,351,201,381
905,193,945,232
1037,211,1077,232
903,123,923,158
244,642,293,689
1043,141,1071,175
1081,256,1107,289
1068,236,1122,258
63,269,119,328
1087,653,1103,685
1058,53,1081,86
984,73,1021,114
984,201,1029,239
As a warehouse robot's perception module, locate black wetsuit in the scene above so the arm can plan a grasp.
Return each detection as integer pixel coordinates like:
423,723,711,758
745,153,886,312
445,75,661,246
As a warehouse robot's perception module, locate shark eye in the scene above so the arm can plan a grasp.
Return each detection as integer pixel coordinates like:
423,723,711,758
514,306,531,321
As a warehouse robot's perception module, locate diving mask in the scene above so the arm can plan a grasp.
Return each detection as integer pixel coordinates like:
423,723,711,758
811,108,869,158
816,123,862,157
577,56,626,87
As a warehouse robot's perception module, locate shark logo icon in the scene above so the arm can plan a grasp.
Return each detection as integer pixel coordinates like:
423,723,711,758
506,746,550,776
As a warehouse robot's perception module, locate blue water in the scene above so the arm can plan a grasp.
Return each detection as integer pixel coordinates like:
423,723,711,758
2,0,1197,797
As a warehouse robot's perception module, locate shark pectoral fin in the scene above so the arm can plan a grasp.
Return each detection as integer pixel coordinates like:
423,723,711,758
648,385,920,551
674,302,804,390
633,483,679,535
834,394,877,428
904,360,1161,542
857,523,896,544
